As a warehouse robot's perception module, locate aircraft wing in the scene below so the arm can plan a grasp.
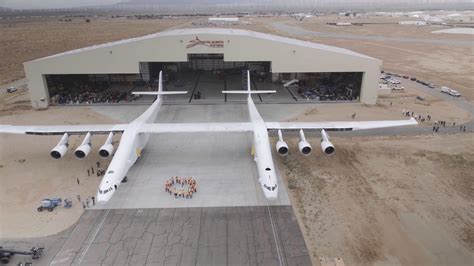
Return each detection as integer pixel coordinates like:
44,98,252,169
140,122,254,133
0,124,128,135
265,118,417,131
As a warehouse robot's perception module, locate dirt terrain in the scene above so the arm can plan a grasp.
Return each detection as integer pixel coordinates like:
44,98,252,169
0,91,117,238
276,134,474,265
0,17,194,85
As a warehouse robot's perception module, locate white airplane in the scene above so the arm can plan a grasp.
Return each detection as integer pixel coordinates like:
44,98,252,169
0,71,417,202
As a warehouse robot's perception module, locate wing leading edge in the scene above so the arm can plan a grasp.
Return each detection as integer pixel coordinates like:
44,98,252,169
265,118,417,131
0,124,128,135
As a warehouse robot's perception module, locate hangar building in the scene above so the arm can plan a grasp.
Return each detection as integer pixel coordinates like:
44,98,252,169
24,28,381,109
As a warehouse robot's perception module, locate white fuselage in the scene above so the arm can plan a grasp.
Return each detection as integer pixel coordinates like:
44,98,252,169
97,98,161,201
97,95,279,201
248,96,278,199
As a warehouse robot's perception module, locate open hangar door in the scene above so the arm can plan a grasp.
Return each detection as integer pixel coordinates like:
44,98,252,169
274,72,363,102
140,54,271,103
45,74,143,105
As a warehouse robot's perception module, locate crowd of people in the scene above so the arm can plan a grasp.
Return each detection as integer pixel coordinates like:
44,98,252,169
401,109,468,133
165,176,197,199
49,80,140,105
299,86,356,101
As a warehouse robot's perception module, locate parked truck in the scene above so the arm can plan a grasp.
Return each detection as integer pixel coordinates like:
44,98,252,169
441,86,461,97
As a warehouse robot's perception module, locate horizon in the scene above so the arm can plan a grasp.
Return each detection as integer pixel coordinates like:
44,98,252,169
1,0,473,10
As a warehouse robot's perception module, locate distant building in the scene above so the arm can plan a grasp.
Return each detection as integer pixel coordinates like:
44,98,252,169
399,21,428,26
336,22,352,26
446,14,472,22
208,17,239,25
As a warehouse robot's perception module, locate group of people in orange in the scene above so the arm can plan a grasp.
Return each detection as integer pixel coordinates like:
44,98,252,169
165,176,197,199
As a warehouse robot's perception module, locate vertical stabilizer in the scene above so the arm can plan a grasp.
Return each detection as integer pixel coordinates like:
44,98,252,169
157,71,163,99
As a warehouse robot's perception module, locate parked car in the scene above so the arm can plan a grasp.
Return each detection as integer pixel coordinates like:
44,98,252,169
6,87,17,93
402,75,409,79
410,77,417,81
448,89,461,97
428,84,435,88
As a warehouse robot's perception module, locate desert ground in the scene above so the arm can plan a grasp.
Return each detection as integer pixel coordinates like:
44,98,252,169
0,14,473,265
276,133,474,265
0,90,118,238
0,17,194,85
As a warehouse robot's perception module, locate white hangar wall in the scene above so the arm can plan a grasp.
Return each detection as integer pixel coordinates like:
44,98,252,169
24,28,381,108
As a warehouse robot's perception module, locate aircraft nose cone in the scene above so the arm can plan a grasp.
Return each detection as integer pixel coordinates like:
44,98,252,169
97,191,113,202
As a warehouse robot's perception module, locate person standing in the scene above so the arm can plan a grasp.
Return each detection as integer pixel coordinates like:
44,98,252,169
77,178,80,185
77,195,81,203
91,196,95,206
87,169,90,176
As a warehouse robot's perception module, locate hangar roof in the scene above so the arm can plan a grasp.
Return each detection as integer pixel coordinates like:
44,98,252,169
30,28,376,62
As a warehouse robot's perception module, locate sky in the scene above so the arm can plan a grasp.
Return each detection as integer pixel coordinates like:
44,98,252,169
0,0,122,9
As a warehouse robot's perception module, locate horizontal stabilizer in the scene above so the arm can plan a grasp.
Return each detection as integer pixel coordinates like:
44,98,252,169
222,90,276,94
132,91,187,95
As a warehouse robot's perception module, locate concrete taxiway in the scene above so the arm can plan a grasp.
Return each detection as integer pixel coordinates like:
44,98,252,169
1,207,311,265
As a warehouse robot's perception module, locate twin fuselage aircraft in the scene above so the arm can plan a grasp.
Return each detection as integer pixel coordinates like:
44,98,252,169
0,71,417,202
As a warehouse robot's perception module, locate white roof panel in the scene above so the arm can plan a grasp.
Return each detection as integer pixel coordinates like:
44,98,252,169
29,28,377,63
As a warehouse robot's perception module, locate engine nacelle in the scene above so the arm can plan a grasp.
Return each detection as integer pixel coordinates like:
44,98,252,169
276,130,289,156
298,129,312,156
320,129,335,155
321,140,335,155
99,144,114,158
74,132,92,159
50,133,69,159
276,141,289,156
99,132,114,158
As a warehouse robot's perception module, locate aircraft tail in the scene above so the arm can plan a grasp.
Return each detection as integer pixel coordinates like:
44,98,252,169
222,70,276,96
132,71,187,97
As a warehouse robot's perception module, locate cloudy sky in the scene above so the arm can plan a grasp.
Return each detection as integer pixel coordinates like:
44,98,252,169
0,0,122,9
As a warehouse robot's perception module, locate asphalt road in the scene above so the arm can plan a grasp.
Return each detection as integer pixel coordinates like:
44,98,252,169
269,21,474,47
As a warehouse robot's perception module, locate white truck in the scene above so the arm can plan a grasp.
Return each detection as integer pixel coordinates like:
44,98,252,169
441,86,461,97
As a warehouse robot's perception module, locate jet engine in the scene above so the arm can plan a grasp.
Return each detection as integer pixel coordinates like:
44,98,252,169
275,130,289,156
74,132,92,159
50,133,69,159
320,129,335,155
298,129,312,156
99,132,114,158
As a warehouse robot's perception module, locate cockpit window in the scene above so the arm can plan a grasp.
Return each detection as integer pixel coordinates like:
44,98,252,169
99,190,103,194
107,170,114,174
265,167,271,171
263,184,271,191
